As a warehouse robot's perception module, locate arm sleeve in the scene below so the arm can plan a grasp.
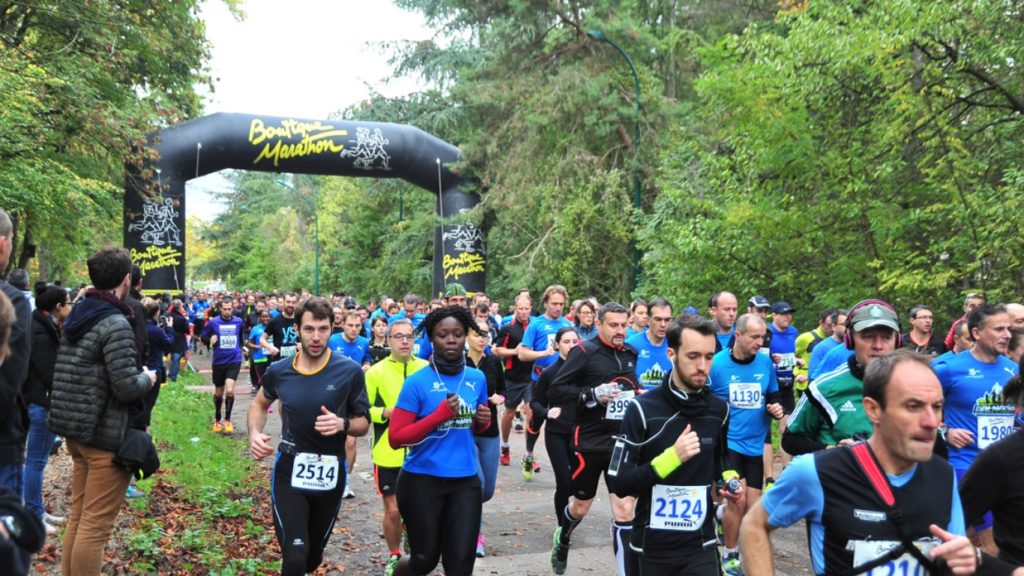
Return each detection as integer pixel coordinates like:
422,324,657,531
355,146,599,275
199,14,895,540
103,321,151,403
547,346,587,405
388,403,456,448
715,406,730,480
959,445,1003,527
261,365,279,401
611,399,663,498
530,369,551,419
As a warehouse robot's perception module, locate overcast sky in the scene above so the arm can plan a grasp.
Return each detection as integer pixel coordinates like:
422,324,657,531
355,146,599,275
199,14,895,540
186,0,432,220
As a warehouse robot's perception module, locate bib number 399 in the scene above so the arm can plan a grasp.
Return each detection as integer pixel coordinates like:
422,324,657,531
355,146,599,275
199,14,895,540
650,484,707,531
605,390,635,421
290,452,339,491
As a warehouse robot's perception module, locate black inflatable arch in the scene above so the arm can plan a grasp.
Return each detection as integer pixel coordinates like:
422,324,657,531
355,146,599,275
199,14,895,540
124,113,485,296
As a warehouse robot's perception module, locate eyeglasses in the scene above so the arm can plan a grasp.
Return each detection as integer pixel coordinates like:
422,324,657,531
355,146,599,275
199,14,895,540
390,334,415,341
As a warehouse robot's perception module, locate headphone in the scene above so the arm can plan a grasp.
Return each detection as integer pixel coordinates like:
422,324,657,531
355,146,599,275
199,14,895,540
844,299,902,349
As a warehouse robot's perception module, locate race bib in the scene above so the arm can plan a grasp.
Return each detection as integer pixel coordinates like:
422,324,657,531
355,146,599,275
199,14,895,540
650,484,707,531
280,345,298,358
219,334,237,349
605,390,635,421
850,539,935,576
777,353,796,370
729,383,762,409
290,452,339,491
977,415,1015,449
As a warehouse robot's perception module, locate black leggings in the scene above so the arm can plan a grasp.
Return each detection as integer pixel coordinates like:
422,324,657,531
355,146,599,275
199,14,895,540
545,429,575,525
272,452,345,576
396,470,481,576
250,360,268,390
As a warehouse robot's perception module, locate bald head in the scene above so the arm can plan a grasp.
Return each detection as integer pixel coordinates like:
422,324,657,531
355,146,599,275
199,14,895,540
1007,303,1024,329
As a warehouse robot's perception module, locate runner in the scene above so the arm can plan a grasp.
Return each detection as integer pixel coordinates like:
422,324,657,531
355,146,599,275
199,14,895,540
492,294,535,470
267,293,299,362
367,315,391,365
902,304,947,357
246,310,272,396
741,350,977,576
549,302,641,576
613,313,738,576
529,326,579,527
626,299,648,339
201,296,245,433
793,309,832,395
782,299,901,455
364,318,428,575
247,297,370,576
387,306,491,576
932,303,1018,552
626,297,673,390
708,313,784,575
767,301,799,470
466,318,506,556
708,291,738,351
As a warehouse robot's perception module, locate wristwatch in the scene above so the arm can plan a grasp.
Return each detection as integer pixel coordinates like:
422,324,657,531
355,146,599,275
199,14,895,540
0,514,21,540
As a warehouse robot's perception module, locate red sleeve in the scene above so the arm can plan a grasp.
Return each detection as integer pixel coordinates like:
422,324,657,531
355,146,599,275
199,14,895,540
388,401,455,448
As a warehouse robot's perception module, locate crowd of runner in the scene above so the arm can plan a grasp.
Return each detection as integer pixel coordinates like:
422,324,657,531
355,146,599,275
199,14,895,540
0,234,1022,576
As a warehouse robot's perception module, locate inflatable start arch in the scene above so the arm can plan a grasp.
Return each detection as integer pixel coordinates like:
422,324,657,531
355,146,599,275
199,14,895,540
123,113,486,295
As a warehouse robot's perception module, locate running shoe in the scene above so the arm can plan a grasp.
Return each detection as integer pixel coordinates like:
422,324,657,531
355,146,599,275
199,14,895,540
533,461,542,473
550,527,568,575
385,553,401,576
211,420,223,433
44,521,57,535
722,552,745,576
223,421,234,433
522,455,536,481
125,485,145,499
50,436,62,456
343,482,355,499
499,446,510,466
250,385,258,396
476,533,486,558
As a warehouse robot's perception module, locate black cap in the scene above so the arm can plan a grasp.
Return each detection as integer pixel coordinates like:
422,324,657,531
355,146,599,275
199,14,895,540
748,295,770,309
771,301,796,314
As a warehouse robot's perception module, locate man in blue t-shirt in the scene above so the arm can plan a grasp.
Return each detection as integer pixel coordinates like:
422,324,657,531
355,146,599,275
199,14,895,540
742,352,976,576
768,301,800,471
518,285,573,381
708,313,784,573
708,291,738,351
327,309,372,499
626,297,673,390
808,309,847,380
932,304,1017,550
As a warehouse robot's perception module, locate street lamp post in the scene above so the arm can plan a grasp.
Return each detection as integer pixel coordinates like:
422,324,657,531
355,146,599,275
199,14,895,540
276,178,320,295
587,29,642,291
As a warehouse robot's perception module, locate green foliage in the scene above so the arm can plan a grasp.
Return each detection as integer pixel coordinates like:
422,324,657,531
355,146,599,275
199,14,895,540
0,0,227,280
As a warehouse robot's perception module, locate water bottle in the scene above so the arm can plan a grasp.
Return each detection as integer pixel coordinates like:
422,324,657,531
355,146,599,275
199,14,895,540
725,478,742,494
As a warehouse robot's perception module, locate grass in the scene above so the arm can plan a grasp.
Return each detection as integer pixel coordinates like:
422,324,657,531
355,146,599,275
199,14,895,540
120,370,281,575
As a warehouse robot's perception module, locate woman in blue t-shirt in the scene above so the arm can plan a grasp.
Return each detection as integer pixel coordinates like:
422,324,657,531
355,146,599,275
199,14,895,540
388,306,492,576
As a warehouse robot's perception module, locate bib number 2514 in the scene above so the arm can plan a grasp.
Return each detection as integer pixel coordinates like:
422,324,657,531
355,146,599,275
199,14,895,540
291,452,340,491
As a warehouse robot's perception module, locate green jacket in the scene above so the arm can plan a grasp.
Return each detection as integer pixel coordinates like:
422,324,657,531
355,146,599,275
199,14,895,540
787,362,871,447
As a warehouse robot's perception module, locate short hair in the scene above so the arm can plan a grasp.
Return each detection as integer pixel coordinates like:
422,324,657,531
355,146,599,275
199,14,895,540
830,308,848,325
514,293,532,306
87,247,132,290
0,290,13,361
474,302,491,315
630,299,648,313
36,286,68,313
708,291,733,308
819,308,834,322
666,313,717,350
967,304,1007,340
863,349,934,410
386,317,413,338
647,297,672,313
542,285,568,305
221,295,233,305
598,302,628,323
130,264,143,288
342,310,362,323
7,269,28,290
735,313,766,334
371,315,389,329
965,293,987,307
909,304,931,320
952,318,970,338
294,296,334,328
141,297,161,317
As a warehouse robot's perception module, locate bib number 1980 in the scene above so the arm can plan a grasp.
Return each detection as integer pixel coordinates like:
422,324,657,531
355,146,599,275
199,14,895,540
291,452,340,491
